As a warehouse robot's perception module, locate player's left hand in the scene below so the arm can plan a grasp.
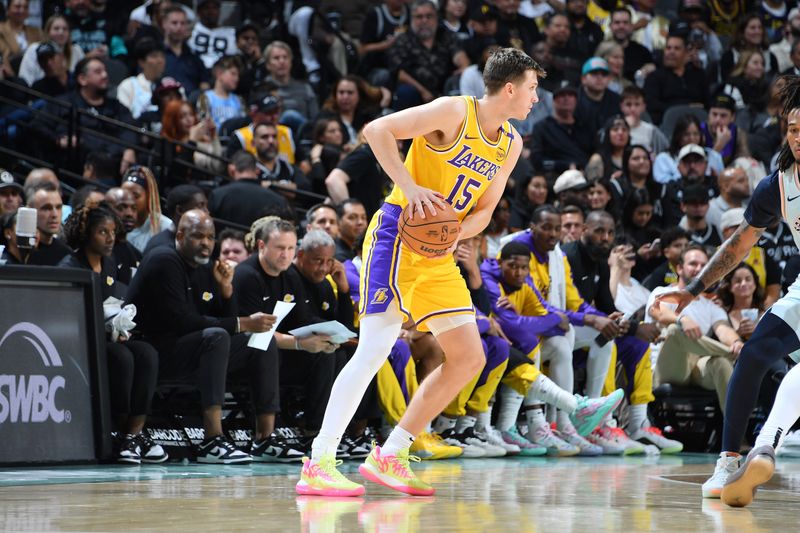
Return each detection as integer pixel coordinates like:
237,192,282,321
402,183,446,220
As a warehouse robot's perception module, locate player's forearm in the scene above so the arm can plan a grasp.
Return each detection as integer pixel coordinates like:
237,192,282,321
694,223,763,292
459,210,492,239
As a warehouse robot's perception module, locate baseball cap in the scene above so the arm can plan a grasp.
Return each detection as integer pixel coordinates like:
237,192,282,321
36,41,60,63
720,207,745,230
581,57,609,76
553,170,589,194
469,1,498,22
677,143,706,162
789,7,800,21
250,94,281,112
709,92,736,113
681,183,709,204
0,169,23,194
153,76,183,96
553,80,578,97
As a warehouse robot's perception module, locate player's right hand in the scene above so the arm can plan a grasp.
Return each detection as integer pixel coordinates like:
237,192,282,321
403,183,446,220
654,289,696,313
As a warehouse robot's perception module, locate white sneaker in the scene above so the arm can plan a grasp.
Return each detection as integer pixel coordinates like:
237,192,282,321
585,425,626,455
558,426,603,456
528,424,580,457
628,426,683,454
482,426,521,455
702,452,742,499
777,430,800,456
440,428,486,458
603,421,645,455
471,428,508,457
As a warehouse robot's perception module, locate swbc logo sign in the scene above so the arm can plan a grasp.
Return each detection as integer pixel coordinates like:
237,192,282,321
0,322,69,424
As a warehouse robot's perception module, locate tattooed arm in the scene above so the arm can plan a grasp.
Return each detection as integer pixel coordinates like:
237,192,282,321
697,222,765,289
655,221,765,312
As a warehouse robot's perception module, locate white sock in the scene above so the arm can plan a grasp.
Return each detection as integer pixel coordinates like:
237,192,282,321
527,374,578,413
475,408,492,432
525,407,548,431
755,363,800,450
433,416,457,435
455,415,477,433
382,425,415,455
556,410,574,432
627,403,649,433
586,342,613,398
497,385,524,431
311,313,403,461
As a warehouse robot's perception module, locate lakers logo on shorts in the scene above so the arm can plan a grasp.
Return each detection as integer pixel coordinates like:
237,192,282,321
371,288,389,305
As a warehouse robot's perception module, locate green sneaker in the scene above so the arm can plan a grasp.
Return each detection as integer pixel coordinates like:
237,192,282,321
296,455,365,497
358,446,435,496
570,389,624,436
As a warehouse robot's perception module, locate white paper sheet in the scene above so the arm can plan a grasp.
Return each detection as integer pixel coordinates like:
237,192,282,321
247,301,295,350
289,320,357,345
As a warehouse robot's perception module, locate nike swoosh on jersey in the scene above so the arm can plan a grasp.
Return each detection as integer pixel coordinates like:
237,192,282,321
789,194,800,202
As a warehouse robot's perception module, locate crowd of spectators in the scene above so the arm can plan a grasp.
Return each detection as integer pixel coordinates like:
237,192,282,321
1,0,800,463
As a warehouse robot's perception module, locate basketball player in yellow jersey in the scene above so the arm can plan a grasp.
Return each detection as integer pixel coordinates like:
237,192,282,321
296,48,544,497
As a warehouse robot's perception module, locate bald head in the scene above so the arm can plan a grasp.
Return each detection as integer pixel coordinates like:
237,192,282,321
718,167,750,201
176,209,215,266
24,168,59,190
585,210,615,228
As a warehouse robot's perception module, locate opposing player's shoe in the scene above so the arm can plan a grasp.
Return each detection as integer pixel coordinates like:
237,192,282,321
628,426,683,454
251,431,306,462
196,435,252,464
410,432,462,460
777,430,800,457
296,455,365,497
500,426,548,456
569,389,624,436
585,426,626,455
556,424,603,456
721,445,775,507
359,446,435,496
440,428,487,458
527,424,580,457
702,452,741,498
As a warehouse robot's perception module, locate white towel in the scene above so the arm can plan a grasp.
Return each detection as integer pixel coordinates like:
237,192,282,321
547,244,567,310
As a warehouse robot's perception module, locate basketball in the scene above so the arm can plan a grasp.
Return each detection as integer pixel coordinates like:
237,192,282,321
398,202,460,258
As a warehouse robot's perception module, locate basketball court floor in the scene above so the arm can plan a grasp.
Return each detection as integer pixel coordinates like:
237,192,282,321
1,454,798,532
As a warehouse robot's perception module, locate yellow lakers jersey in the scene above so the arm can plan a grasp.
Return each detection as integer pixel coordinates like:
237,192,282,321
235,123,296,164
384,96,514,221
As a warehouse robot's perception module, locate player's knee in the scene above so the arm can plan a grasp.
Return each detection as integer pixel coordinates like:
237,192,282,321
739,336,784,368
462,349,486,376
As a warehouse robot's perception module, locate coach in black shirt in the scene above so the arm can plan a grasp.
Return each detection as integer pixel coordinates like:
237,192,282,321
233,219,339,457
127,209,279,464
